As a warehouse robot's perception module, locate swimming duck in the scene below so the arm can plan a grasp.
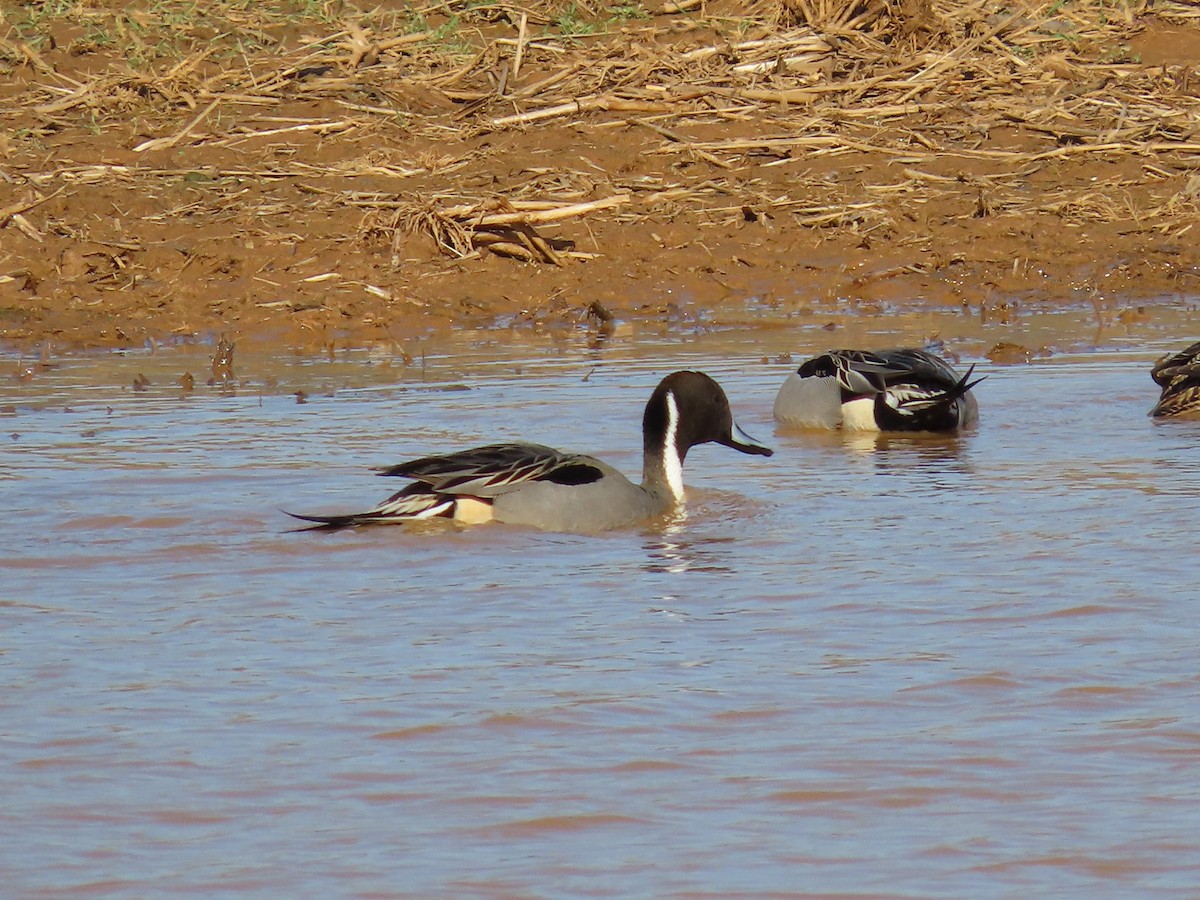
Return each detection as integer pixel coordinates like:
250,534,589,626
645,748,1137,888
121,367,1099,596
290,370,773,533
773,348,982,432
1150,341,1200,418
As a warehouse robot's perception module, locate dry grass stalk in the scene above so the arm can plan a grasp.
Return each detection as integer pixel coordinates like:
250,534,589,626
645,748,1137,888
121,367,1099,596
0,187,67,226
3,0,1199,270
436,195,631,225
133,98,221,152
357,195,628,264
777,0,885,32
6,213,44,242
490,96,671,127
678,33,830,62
513,12,530,79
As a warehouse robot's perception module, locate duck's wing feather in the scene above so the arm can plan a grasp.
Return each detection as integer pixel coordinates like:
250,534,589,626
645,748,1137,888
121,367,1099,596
799,350,907,394
801,349,965,396
878,365,986,430
875,348,964,387
376,442,604,496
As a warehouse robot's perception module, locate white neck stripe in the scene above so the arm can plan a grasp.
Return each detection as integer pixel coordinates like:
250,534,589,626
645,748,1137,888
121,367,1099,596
663,391,685,502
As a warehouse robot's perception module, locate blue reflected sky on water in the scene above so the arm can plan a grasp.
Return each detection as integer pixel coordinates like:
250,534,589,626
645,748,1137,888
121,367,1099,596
2,314,1200,897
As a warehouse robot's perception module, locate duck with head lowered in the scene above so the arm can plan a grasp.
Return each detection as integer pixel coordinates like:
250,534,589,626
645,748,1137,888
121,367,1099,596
774,347,983,433
1149,341,1200,418
289,370,773,534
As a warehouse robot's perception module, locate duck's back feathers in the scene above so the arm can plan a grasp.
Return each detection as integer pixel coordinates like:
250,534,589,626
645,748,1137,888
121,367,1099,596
1150,342,1200,418
377,443,604,494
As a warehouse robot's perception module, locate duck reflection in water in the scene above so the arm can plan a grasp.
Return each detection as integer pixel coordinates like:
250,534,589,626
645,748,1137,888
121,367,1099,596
641,516,737,576
844,431,976,483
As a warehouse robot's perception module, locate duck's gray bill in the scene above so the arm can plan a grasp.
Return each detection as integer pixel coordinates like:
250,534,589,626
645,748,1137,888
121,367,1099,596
721,421,774,457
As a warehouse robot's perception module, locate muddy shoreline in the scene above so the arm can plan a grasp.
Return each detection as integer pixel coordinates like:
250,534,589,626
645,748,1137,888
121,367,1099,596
2,2,1198,353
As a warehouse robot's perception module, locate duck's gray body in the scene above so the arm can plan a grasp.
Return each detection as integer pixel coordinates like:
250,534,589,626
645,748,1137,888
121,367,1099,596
1150,341,1200,418
290,371,772,534
774,348,981,433
377,443,674,533
772,371,845,429
492,455,667,532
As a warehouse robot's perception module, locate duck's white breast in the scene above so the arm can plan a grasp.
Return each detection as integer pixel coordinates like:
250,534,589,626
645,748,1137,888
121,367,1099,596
840,396,881,431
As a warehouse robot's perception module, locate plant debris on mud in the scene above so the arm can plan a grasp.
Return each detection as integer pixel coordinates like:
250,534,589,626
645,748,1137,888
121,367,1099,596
1,0,1198,349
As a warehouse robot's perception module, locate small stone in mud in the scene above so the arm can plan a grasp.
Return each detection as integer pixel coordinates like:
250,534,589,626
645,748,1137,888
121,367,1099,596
986,342,1033,364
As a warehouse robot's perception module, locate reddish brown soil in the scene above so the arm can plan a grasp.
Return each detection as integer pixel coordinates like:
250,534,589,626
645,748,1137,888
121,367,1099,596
2,7,1198,353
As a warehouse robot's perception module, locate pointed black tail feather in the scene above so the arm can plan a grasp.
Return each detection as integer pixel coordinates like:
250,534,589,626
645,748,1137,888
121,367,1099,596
877,363,984,431
283,510,372,530
894,366,983,414
283,486,459,530
943,365,986,405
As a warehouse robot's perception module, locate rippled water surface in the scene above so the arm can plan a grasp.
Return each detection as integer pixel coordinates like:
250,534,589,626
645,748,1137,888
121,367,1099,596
4,313,1200,897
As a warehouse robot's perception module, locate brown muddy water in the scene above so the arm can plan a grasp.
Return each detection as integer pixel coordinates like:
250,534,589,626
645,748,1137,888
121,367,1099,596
3,305,1200,897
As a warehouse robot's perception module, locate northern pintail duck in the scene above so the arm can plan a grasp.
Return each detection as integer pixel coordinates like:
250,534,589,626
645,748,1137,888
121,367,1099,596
290,370,773,533
774,348,982,432
1150,341,1200,418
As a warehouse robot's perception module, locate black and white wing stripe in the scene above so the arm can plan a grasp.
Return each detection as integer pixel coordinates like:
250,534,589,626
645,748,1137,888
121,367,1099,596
800,350,903,395
802,349,965,397
877,365,983,430
377,443,603,495
287,482,455,528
